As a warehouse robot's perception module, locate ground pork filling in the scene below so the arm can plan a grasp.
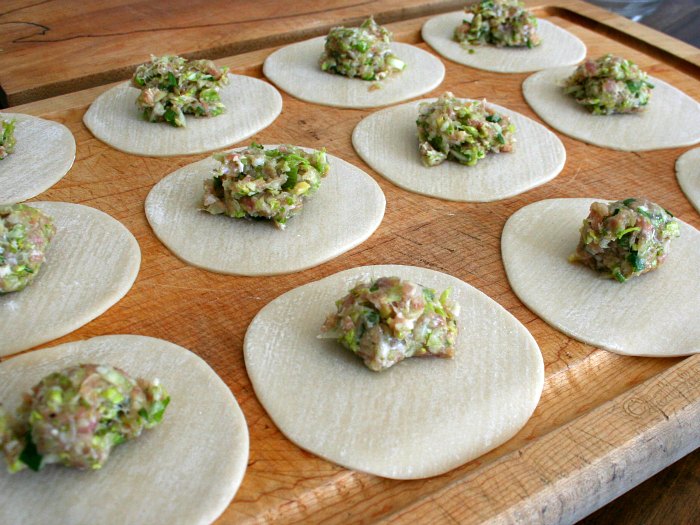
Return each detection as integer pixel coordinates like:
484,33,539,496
131,54,230,127
0,118,16,160
319,16,406,81
0,204,55,294
320,276,460,371
201,144,330,229
563,54,654,115
454,0,541,48
0,364,169,473
417,92,516,167
571,198,680,282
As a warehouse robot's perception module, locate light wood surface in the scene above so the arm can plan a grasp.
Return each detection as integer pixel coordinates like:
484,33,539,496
581,446,700,525
2,2,700,523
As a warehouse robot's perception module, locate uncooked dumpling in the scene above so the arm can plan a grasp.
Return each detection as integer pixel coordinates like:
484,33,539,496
0,202,140,357
676,148,700,214
0,335,248,525
352,98,565,202
263,38,445,108
422,12,585,73
244,264,544,479
502,198,700,356
0,113,75,205
145,147,385,276
523,68,700,151
83,75,282,157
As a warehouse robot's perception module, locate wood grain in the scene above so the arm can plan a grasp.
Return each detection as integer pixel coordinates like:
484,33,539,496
580,446,700,525
3,0,699,108
0,0,463,107
2,3,700,523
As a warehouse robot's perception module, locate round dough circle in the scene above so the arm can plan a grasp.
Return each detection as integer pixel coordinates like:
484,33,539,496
352,98,566,202
0,335,249,525
0,202,141,357
502,198,700,357
145,147,385,276
421,12,586,73
0,113,75,205
244,264,544,479
523,68,700,151
676,148,700,214
83,74,282,157
263,38,445,108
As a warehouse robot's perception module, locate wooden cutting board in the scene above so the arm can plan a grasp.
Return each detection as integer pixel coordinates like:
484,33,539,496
0,0,464,107
2,1,700,523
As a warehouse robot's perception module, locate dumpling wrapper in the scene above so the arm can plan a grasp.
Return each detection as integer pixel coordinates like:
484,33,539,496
523,68,700,151
0,113,75,205
502,198,700,357
676,148,700,214
0,202,140,357
421,12,586,73
244,264,544,479
83,74,282,157
352,98,566,202
263,38,445,108
0,335,248,525
145,147,385,276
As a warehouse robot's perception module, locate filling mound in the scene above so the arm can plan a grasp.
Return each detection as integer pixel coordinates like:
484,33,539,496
563,54,654,115
571,197,680,282
320,276,460,371
319,17,406,81
417,92,515,167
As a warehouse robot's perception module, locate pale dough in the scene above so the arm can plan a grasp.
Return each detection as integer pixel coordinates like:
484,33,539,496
244,264,544,479
523,68,700,151
263,38,445,108
502,198,700,357
0,202,140,357
352,98,566,202
145,148,385,275
0,334,249,525
0,113,75,205
676,148,700,214
421,12,586,73
83,74,282,157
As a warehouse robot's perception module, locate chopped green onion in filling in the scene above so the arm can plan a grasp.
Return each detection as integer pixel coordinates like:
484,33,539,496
132,55,230,127
563,54,654,115
570,198,679,282
319,16,406,81
454,0,542,48
0,118,17,160
201,143,330,229
0,204,55,294
320,276,460,371
0,364,169,473
416,92,516,167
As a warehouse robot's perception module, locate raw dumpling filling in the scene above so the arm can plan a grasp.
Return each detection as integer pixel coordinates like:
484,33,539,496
320,276,460,371
454,0,541,48
563,54,654,115
0,119,16,160
319,16,406,81
0,204,55,294
417,92,516,167
201,144,330,229
132,55,230,127
0,364,169,473
570,197,680,282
